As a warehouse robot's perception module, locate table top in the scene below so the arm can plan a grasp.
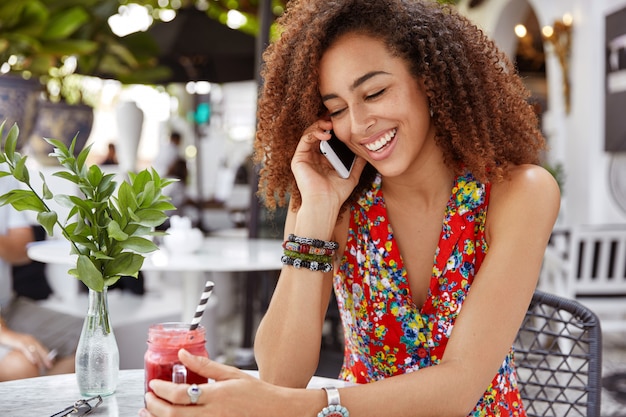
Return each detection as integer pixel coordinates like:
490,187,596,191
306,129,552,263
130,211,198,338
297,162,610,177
0,369,350,416
27,237,284,272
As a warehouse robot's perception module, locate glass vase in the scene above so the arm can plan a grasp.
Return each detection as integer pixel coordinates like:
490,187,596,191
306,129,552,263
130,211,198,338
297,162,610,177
75,287,119,396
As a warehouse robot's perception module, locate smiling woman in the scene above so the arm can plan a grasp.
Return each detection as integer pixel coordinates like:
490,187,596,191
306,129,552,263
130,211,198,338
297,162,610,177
140,1,561,416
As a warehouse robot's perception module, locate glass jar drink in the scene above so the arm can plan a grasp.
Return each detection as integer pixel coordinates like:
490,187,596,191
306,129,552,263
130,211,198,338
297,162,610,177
144,322,208,393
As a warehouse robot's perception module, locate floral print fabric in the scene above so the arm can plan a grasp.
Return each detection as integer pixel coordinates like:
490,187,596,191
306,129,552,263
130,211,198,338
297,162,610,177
334,173,526,416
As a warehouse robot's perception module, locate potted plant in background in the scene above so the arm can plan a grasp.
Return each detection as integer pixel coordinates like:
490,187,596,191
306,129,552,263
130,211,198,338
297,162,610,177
0,0,165,160
0,121,175,396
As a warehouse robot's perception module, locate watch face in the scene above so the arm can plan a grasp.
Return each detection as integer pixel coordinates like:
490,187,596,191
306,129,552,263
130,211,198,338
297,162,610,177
609,153,626,214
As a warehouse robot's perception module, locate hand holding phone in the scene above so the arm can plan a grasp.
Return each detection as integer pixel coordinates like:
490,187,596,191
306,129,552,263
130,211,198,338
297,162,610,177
319,131,356,179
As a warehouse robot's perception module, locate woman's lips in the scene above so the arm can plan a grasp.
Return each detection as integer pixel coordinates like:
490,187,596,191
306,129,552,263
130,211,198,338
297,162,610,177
364,129,397,152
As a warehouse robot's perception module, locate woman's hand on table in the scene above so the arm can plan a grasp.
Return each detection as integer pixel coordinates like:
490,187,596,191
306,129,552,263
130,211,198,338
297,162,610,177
140,349,290,417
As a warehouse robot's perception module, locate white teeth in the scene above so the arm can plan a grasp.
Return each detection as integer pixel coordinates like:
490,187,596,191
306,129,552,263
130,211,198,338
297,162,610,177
365,129,397,152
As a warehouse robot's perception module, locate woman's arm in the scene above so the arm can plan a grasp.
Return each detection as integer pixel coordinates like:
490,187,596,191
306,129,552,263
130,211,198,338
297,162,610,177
0,226,33,265
254,121,366,387
253,203,337,387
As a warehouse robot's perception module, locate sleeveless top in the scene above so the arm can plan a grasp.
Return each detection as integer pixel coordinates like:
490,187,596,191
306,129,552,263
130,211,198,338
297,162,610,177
334,173,526,416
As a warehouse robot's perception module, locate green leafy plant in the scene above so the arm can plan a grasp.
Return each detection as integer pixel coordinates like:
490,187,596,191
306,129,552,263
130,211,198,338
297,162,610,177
0,121,175,293
0,0,167,102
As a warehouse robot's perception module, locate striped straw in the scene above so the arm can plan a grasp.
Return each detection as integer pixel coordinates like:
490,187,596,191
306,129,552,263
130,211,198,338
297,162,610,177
189,280,215,331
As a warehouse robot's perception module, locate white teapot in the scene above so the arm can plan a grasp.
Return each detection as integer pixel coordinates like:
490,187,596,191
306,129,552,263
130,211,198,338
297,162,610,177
163,216,204,254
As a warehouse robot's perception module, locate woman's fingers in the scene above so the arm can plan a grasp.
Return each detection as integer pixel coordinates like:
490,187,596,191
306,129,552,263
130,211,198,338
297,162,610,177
294,122,332,157
143,391,195,416
19,340,50,369
138,406,154,417
178,349,248,382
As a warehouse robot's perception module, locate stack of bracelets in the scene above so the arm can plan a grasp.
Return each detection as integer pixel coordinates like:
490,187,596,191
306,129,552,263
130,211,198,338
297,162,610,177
281,234,338,273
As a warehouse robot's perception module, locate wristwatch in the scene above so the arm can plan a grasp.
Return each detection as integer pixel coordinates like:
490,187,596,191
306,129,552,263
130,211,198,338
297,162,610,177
317,386,349,417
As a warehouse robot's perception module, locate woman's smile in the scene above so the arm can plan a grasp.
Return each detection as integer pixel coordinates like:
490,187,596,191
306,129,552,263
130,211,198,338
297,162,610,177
364,128,397,152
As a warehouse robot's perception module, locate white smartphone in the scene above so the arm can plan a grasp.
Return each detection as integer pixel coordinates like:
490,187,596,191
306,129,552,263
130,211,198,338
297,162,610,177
319,132,356,179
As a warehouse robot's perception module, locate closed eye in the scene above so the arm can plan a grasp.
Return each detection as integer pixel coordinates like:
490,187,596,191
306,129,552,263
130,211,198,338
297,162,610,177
329,108,346,118
366,89,385,100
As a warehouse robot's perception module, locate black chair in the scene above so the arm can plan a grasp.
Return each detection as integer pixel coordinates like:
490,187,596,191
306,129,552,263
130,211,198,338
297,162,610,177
514,290,603,417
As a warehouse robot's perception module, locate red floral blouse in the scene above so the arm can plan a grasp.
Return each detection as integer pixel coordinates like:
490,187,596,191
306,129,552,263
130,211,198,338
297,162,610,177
334,173,526,416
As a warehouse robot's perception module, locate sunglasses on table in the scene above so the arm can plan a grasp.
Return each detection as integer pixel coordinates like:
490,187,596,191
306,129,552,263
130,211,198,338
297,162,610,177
50,395,103,417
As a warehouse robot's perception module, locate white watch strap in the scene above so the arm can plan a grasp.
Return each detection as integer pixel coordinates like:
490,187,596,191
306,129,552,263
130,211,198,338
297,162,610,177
323,386,341,406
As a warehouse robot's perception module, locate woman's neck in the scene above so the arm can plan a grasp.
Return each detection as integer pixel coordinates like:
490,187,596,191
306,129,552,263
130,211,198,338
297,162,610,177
381,148,455,211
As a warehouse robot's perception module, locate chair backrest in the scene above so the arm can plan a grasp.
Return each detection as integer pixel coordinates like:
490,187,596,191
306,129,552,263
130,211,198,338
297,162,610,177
514,290,603,417
567,225,626,296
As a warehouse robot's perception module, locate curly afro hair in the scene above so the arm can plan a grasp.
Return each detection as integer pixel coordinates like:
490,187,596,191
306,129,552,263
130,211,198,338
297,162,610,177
254,0,546,211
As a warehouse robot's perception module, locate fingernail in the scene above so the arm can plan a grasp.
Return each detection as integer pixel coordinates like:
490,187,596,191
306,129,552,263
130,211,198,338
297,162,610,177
138,408,149,417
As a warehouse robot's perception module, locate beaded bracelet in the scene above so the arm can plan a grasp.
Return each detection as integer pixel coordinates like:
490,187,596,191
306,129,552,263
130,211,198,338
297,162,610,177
283,241,336,257
287,234,339,250
283,249,332,264
281,254,333,273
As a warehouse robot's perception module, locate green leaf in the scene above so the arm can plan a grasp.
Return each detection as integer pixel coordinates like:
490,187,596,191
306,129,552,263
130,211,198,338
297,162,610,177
0,2,48,36
68,234,98,252
138,181,156,207
131,170,150,193
12,153,30,183
53,193,74,208
132,208,168,227
43,137,70,156
103,252,144,278
151,201,176,211
39,39,98,56
37,211,57,236
93,251,114,261
4,123,19,161
0,189,46,212
74,255,104,292
98,174,117,198
118,236,158,253
103,276,123,287
39,172,53,199
41,7,90,41
68,195,93,213
52,170,80,184
76,141,92,169
107,220,128,241
117,182,136,214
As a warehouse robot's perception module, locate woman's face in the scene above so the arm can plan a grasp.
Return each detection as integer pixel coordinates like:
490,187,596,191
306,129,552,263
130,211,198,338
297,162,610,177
319,32,437,178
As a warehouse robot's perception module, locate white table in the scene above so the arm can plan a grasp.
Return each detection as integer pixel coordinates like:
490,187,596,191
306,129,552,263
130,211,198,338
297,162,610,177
0,369,350,416
27,237,283,354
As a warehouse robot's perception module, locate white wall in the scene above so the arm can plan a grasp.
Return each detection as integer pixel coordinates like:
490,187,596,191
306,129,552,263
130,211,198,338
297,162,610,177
459,0,626,226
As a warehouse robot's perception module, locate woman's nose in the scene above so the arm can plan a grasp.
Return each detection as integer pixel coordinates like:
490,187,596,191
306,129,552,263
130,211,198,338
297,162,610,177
349,104,375,136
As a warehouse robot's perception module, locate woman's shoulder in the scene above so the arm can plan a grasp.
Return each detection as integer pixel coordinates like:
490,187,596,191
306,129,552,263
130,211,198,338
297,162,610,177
488,164,561,229
491,164,560,197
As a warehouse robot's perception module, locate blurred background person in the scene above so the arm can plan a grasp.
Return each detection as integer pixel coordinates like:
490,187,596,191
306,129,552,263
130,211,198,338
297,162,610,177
0,171,82,381
101,143,118,165
153,131,182,177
